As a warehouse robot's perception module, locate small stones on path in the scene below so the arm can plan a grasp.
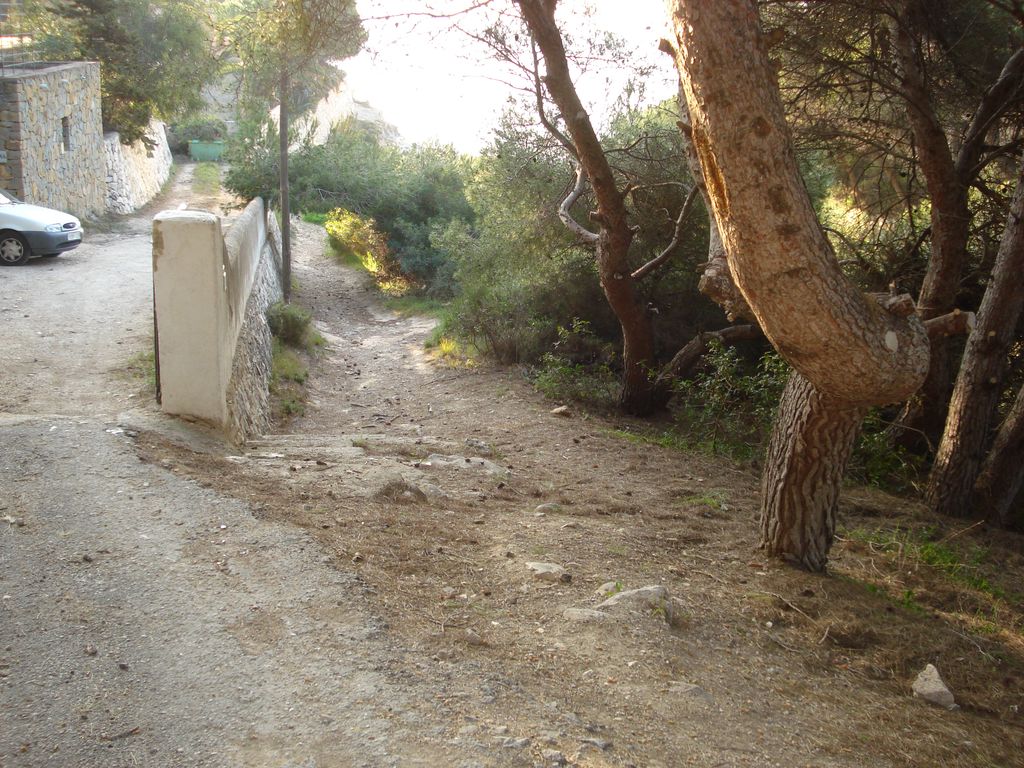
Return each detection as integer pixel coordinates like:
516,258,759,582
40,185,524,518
562,608,611,623
463,629,487,647
464,438,493,455
541,748,567,765
526,562,571,583
596,585,675,624
913,664,957,709
534,503,563,515
424,454,511,478
500,736,531,749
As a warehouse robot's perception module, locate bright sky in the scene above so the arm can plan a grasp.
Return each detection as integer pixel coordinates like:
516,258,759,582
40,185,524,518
342,0,676,153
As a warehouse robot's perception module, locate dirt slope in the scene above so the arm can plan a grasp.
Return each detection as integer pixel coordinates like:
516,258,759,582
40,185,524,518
138,222,1023,766
2,172,1020,767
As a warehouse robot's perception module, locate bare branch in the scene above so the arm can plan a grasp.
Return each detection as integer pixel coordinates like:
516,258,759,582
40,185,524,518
924,308,977,339
558,165,599,244
631,184,699,281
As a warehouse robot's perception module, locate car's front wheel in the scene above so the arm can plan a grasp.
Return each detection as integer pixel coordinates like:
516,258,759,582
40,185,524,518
0,232,30,266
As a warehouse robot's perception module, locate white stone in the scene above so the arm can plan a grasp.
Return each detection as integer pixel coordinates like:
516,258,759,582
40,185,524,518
526,562,570,583
597,584,675,623
912,664,957,709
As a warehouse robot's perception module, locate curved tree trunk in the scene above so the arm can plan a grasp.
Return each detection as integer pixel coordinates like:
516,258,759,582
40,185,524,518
927,159,1024,517
517,0,658,416
666,0,930,571
761,373,867,571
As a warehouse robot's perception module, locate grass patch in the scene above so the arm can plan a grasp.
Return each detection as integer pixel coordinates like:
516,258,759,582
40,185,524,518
842,523,1018,608
301,211,329,226
266,298,322,424
270,339,308,421
124,349,157,394
607,427,692,453
381,294,446,318
272,339,308,384
191,162,221,197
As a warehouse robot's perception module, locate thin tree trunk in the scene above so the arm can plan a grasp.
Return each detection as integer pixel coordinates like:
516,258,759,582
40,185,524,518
279,69,292,302
518,0,658,415
974,383,1024,527
927,159,1024,517
761,373,867,571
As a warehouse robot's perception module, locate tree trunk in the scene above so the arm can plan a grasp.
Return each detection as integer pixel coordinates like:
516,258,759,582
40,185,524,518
279,69,292,302
892,11,1024,446
518,0,658,415
761,373,867,571
927,159,1024,517
974,383,1024,528
666,0,930,571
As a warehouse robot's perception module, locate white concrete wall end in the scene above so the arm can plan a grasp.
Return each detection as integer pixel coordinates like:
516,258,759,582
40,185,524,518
153,210,229,424
152,198,280,440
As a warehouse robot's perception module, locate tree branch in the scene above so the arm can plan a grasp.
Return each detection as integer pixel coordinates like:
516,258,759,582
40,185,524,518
924,308,976,339
631,184,699,280
558,164,600,244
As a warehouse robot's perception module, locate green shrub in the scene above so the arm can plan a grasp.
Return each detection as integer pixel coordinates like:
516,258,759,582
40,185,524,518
168,115,228,153
324,207,410,293
673,340,788,458
846,410,923,490
267,302,311,347
533,320,619,408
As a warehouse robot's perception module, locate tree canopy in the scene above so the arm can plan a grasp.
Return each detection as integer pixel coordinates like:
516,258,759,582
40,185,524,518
27,0,220,143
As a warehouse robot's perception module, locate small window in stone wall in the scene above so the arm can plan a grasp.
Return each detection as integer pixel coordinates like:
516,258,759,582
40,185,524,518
61,116,71,153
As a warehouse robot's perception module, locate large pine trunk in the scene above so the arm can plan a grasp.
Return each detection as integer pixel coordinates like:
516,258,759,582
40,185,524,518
666,0,929,571
927,159,1024,517
761,374,866,571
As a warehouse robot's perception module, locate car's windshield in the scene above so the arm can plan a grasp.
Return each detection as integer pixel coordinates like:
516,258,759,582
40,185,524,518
0,190,19,205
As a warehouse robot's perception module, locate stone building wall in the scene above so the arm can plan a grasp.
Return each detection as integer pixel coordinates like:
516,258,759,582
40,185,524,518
104,120,173,214
0,61,105,217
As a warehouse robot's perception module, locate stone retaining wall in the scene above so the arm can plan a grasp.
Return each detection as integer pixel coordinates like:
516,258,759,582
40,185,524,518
225,212,283,441
104,120,173,214
153,198,283,442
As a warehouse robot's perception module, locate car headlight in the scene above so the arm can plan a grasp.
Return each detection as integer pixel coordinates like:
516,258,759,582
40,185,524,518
44,223,63,233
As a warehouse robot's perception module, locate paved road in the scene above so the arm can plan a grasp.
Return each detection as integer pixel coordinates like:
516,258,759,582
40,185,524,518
0,169,482,768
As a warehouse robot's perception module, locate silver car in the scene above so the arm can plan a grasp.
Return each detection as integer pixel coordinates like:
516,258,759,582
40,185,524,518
0,190,84,266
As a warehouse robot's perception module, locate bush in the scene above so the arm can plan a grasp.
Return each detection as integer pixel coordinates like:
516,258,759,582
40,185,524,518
324,208,410,293
674,340,789,458
267,302,311,347
168,115,228,154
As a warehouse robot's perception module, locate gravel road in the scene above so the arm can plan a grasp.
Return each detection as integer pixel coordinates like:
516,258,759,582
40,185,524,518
0,168,488,768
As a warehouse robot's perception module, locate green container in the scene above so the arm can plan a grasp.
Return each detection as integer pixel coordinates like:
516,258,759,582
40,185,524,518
188,140,225,162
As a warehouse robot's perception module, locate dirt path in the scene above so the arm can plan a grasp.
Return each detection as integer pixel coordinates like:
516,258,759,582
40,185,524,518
2,171,1020,768
0,170,491,768
139,227,1022,766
